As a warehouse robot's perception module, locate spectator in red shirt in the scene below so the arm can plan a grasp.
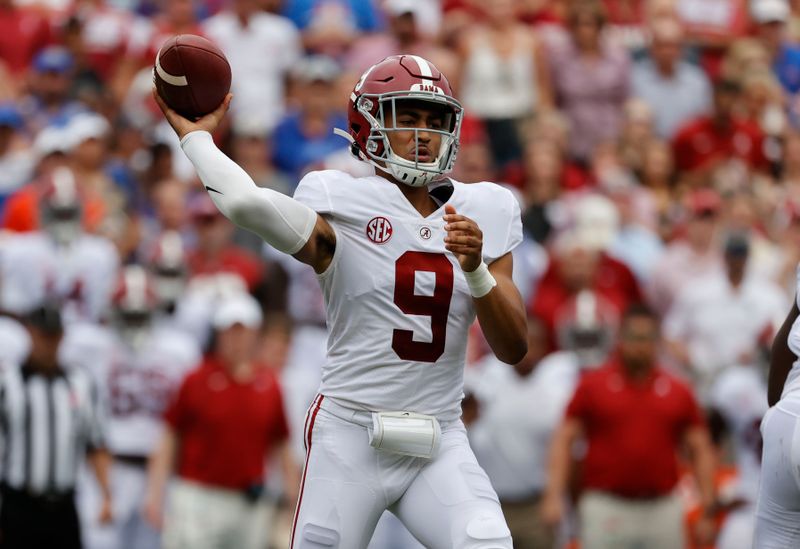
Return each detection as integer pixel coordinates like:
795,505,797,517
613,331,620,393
542,304,716,548
0,0,52,80
186,193,267,293
529,230,643,352
144,292,298,549
672,78,768,180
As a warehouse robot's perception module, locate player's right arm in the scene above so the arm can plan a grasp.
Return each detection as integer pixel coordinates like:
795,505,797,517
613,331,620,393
153,91,336,273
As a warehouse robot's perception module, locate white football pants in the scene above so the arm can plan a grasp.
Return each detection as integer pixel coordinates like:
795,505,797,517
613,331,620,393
78,461,160,549
753,400,800,548
290,395,512,549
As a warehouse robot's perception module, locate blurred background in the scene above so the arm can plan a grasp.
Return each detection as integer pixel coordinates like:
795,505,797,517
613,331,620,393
0,0,796,547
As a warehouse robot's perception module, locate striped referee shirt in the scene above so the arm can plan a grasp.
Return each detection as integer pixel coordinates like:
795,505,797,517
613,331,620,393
0,361,107,495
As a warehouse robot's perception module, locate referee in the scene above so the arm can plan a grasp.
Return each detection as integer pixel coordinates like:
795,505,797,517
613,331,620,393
0,304,113,549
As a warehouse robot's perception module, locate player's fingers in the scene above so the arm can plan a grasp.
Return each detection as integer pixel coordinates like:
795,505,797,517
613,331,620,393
442,213,467,223
212,93,233,117
444,234,480,247
444,204,457,216
444,231,480,243
443,214,478,229
443,221,477,234
444,243,476,255
152,88,188,130
151,87,171,115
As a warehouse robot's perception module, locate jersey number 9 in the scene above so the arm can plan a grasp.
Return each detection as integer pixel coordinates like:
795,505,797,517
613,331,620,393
392,251,454,363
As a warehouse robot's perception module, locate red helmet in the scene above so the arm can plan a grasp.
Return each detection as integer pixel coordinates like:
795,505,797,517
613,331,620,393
111,265,158,347
112,265,158,317
39,167,83,245
342,55,463,187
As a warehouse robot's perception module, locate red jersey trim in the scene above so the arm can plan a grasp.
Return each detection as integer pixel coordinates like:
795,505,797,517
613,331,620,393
290,394,324,549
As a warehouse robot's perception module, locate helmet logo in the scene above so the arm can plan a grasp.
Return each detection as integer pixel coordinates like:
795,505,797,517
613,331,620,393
366,216,393,244
410,83,443,95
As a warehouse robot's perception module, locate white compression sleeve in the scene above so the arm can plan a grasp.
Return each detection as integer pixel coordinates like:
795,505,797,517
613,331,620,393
180,131,317,254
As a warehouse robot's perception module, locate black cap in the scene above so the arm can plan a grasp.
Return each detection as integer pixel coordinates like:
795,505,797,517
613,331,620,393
724,233,750,258
24,304,64,334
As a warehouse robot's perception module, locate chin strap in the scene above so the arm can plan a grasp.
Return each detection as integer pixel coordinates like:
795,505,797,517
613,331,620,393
332,128,433,187
333,127,396,179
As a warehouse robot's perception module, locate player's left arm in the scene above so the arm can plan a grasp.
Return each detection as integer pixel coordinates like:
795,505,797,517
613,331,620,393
444,205,527,364
768,299,800,406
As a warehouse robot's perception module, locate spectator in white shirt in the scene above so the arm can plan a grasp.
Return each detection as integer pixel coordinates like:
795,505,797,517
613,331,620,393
468,318,578,549
664,232,788,399
202,0,302,134
648,188,725,316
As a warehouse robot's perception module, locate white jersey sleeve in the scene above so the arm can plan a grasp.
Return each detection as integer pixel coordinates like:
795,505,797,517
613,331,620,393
292,171,523,421
294,171,335,216
464,182,522,264
0,316,31,367
181,131,317,254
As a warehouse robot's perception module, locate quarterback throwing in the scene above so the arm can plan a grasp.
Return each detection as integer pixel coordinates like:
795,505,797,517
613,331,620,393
155,54,527,549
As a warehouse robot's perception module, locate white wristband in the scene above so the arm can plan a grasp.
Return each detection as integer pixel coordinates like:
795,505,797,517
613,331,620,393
463,261,497,298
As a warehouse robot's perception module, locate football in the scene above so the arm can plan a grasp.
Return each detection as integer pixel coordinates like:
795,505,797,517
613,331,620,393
153,34,231,120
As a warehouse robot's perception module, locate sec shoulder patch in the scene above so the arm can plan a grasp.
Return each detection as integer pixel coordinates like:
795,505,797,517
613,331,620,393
366,216,393,244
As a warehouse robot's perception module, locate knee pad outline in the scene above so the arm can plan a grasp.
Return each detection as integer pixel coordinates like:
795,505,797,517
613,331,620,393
298,523,339,548
465,514,512,549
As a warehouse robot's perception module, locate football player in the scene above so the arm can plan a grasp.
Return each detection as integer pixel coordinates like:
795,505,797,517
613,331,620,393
63,265,200,549
0,167,119,323
753,264,800,547
155,54,527,549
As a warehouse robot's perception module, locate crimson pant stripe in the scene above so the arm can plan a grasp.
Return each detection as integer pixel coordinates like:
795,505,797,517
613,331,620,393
290,394,324,548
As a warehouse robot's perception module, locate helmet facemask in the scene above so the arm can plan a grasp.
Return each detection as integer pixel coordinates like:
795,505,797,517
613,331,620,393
357,92,462,187
114,307,152,351
42,204,82,246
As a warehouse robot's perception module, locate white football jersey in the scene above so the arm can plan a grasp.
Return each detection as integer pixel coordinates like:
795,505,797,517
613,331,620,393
0,316,31,368
293,170,522,421
709,366,768,501
60,322,200,456
0,232,119,323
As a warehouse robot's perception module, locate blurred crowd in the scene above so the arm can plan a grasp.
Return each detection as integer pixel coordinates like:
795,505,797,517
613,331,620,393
0,0,798,547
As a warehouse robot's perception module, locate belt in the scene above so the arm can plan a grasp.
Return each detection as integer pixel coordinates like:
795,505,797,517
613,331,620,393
179,479,269,505
600,490,673,501
2,484,75,504
319,395,459,431
113,454,149,467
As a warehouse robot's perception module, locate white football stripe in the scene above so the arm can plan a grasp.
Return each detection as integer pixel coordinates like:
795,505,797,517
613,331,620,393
408,55,432,79
155,48,188,87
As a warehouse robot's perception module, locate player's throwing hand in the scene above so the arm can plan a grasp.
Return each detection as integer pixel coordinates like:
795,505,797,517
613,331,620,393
152,89,232,140
443,204,483,272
